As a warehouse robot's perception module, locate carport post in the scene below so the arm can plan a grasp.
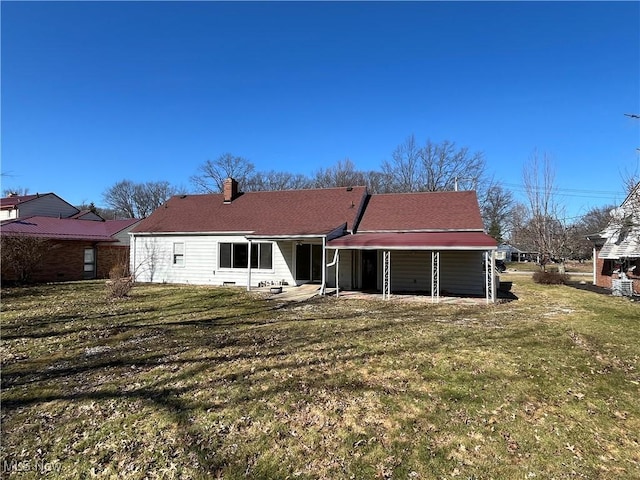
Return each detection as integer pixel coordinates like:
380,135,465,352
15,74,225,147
383,250,391,300
247,239,252,292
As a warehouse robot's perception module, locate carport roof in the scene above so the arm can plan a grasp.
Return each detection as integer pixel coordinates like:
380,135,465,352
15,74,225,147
327,231,498,250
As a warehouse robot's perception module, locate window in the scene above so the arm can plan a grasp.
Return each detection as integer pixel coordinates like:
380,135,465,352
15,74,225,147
251,242,273,270
83,248,96,279
220,242,272,270
173,242,185,266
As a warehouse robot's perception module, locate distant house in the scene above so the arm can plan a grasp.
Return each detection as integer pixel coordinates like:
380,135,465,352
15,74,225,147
0,193,139,284
0,192,83,221
130,179,499,302
588,183,640,295
496,243,538,263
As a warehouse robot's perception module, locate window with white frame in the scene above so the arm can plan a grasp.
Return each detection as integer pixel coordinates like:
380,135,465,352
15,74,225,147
220,242,272,269
173,242,185,266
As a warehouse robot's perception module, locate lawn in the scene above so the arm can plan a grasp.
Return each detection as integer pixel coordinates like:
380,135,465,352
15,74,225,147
1,277,639,479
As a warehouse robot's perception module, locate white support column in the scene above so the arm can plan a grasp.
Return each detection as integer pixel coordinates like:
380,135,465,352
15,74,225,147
321,237,327,295
485,250,496,303
592,246,597,285
336,250,340,298
382,250,391,300
431,251,440,303
246,239,252,291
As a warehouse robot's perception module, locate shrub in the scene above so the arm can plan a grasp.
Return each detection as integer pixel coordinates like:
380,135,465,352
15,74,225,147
106,263,133,299
532,270,570,285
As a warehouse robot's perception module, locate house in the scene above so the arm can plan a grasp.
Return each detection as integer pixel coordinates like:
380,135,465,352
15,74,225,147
496,243,538,263
1,193,139,284
130,178,499,302
588,183,640,295
0,192,83,220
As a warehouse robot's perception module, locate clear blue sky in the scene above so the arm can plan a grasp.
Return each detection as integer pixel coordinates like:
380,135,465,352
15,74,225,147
2,1,639,219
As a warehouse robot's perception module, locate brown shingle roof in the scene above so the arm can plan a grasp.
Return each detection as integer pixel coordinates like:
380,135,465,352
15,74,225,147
131,186,368,236
357,190,485,232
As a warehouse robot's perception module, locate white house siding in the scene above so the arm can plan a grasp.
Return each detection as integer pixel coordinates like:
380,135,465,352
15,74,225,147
131,235,297,287
440,251,485,295
389,250,484,295
390,251,432,292
327,249,354,290
0,210,17,220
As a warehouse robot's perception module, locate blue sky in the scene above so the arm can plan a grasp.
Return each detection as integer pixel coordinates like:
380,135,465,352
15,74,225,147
2,1,639,219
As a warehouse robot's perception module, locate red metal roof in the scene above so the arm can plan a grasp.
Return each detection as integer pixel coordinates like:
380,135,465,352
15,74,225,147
131,187,368,236
1,216,139,242
328,232,497,250
357,191,485,232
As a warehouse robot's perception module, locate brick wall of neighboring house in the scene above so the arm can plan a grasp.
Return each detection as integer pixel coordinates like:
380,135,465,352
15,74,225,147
594,249,640,294
97,245,130,278
1,240,131,284
33,241,92,282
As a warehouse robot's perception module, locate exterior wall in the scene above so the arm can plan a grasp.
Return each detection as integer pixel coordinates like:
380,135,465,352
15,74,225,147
1,240,126,284
440,251,485,295
594,249,640,294
327,249,354,290
112,224,138,246
97,245,130,278
131,235,298,287
0,209,17,220
17,195,79,219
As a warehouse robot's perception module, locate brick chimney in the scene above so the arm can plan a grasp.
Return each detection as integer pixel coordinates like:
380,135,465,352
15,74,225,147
223,178,239,204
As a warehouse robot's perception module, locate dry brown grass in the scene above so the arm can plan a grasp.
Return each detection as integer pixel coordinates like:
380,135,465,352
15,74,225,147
1,278,639,479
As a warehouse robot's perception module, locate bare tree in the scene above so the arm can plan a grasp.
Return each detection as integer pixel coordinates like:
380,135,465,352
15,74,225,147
2,187,30,197
382,135,488,194
102,180,180,218
481,183,514,243
246,171,312,191
522,150,570,270
190,153,256,193
312,158,368,188
1,235,52,284
569,205,616,260
421,140,485,192
381,135,423,192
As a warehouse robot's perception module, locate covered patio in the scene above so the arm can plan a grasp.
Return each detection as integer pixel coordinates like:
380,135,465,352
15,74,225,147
326,231,499,304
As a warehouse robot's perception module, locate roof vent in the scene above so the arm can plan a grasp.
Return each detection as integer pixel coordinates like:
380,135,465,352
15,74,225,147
346,187,353,192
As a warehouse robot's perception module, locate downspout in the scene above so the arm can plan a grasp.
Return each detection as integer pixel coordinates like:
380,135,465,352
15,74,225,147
320,236,327,295
326,249,340,298
592,246,597,285
247,239,252,291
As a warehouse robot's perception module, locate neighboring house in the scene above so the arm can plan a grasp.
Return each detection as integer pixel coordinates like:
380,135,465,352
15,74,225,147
0,193,140,284
0,192,80,220
496,243,520,261
588,183,640,295
496,243,538,263
130,178,498,302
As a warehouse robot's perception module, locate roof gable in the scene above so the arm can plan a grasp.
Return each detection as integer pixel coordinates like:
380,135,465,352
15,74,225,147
357,190,485,232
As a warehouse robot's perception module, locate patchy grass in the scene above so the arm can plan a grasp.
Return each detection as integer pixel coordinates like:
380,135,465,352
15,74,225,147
1,278,639,479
